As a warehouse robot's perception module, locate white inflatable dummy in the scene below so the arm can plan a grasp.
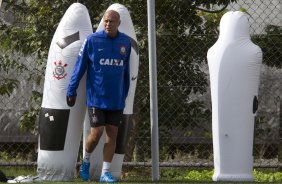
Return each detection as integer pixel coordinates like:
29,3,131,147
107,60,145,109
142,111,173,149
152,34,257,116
37,3,92,181
83,3,139,180
207,11,262,181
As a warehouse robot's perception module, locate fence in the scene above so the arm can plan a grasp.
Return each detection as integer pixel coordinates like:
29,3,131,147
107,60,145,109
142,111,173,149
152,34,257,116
0,0,282,173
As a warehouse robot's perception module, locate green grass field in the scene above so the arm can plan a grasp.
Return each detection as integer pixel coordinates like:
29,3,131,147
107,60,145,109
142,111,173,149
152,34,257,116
1,166,282,183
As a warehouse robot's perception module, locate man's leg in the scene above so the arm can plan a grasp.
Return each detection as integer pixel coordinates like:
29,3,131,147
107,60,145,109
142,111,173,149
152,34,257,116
80,108,105,181
80,126,104,181
86,127,105,154
99,109,122,183
99,124,119,182
103,125,118,163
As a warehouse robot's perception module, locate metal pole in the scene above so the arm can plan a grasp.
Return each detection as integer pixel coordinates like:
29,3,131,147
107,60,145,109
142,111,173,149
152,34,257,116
279,96,282,171
147,0,160,181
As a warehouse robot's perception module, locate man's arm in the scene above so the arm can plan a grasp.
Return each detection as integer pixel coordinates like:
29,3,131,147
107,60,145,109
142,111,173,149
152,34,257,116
124,45,131,98
66,38,89,106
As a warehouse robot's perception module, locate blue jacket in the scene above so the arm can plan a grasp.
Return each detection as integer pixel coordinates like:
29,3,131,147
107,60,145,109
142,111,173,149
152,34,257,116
67,30,131,110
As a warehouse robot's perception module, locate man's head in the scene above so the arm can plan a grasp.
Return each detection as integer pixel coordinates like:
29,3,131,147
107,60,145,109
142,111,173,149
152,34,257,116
103,10,120,37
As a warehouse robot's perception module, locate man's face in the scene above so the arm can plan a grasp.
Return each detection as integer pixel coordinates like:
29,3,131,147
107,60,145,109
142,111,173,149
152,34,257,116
103,10,120,37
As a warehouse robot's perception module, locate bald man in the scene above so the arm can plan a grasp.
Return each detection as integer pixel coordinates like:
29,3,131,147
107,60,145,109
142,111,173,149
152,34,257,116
67,10,131,182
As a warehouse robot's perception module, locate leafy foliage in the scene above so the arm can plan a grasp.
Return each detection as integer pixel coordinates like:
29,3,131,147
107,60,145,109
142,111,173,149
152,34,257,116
0,78,18,96
19,91,42,135
184,169,213,181
253,25,282,68
254,169,282,182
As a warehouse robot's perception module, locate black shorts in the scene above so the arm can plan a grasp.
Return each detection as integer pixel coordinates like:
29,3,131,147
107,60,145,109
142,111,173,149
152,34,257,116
88,108,123,127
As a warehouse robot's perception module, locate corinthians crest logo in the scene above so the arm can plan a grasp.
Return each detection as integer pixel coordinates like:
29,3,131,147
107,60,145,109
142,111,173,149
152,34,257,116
53,60,68,80
120,45,126,55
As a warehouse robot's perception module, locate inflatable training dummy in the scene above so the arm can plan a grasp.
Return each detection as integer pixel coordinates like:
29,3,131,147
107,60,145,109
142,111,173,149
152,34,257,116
37,3,92,181
207,11,262,181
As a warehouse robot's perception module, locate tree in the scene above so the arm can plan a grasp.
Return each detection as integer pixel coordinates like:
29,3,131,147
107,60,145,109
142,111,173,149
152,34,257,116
0,0,238,161
125,0,238,161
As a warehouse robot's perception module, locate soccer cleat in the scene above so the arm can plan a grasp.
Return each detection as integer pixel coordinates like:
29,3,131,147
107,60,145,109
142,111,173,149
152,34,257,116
99,172,118,183
80,161,90,181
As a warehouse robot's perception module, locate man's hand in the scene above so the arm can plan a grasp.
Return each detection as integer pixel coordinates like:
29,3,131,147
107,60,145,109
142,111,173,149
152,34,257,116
66,96,76,107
